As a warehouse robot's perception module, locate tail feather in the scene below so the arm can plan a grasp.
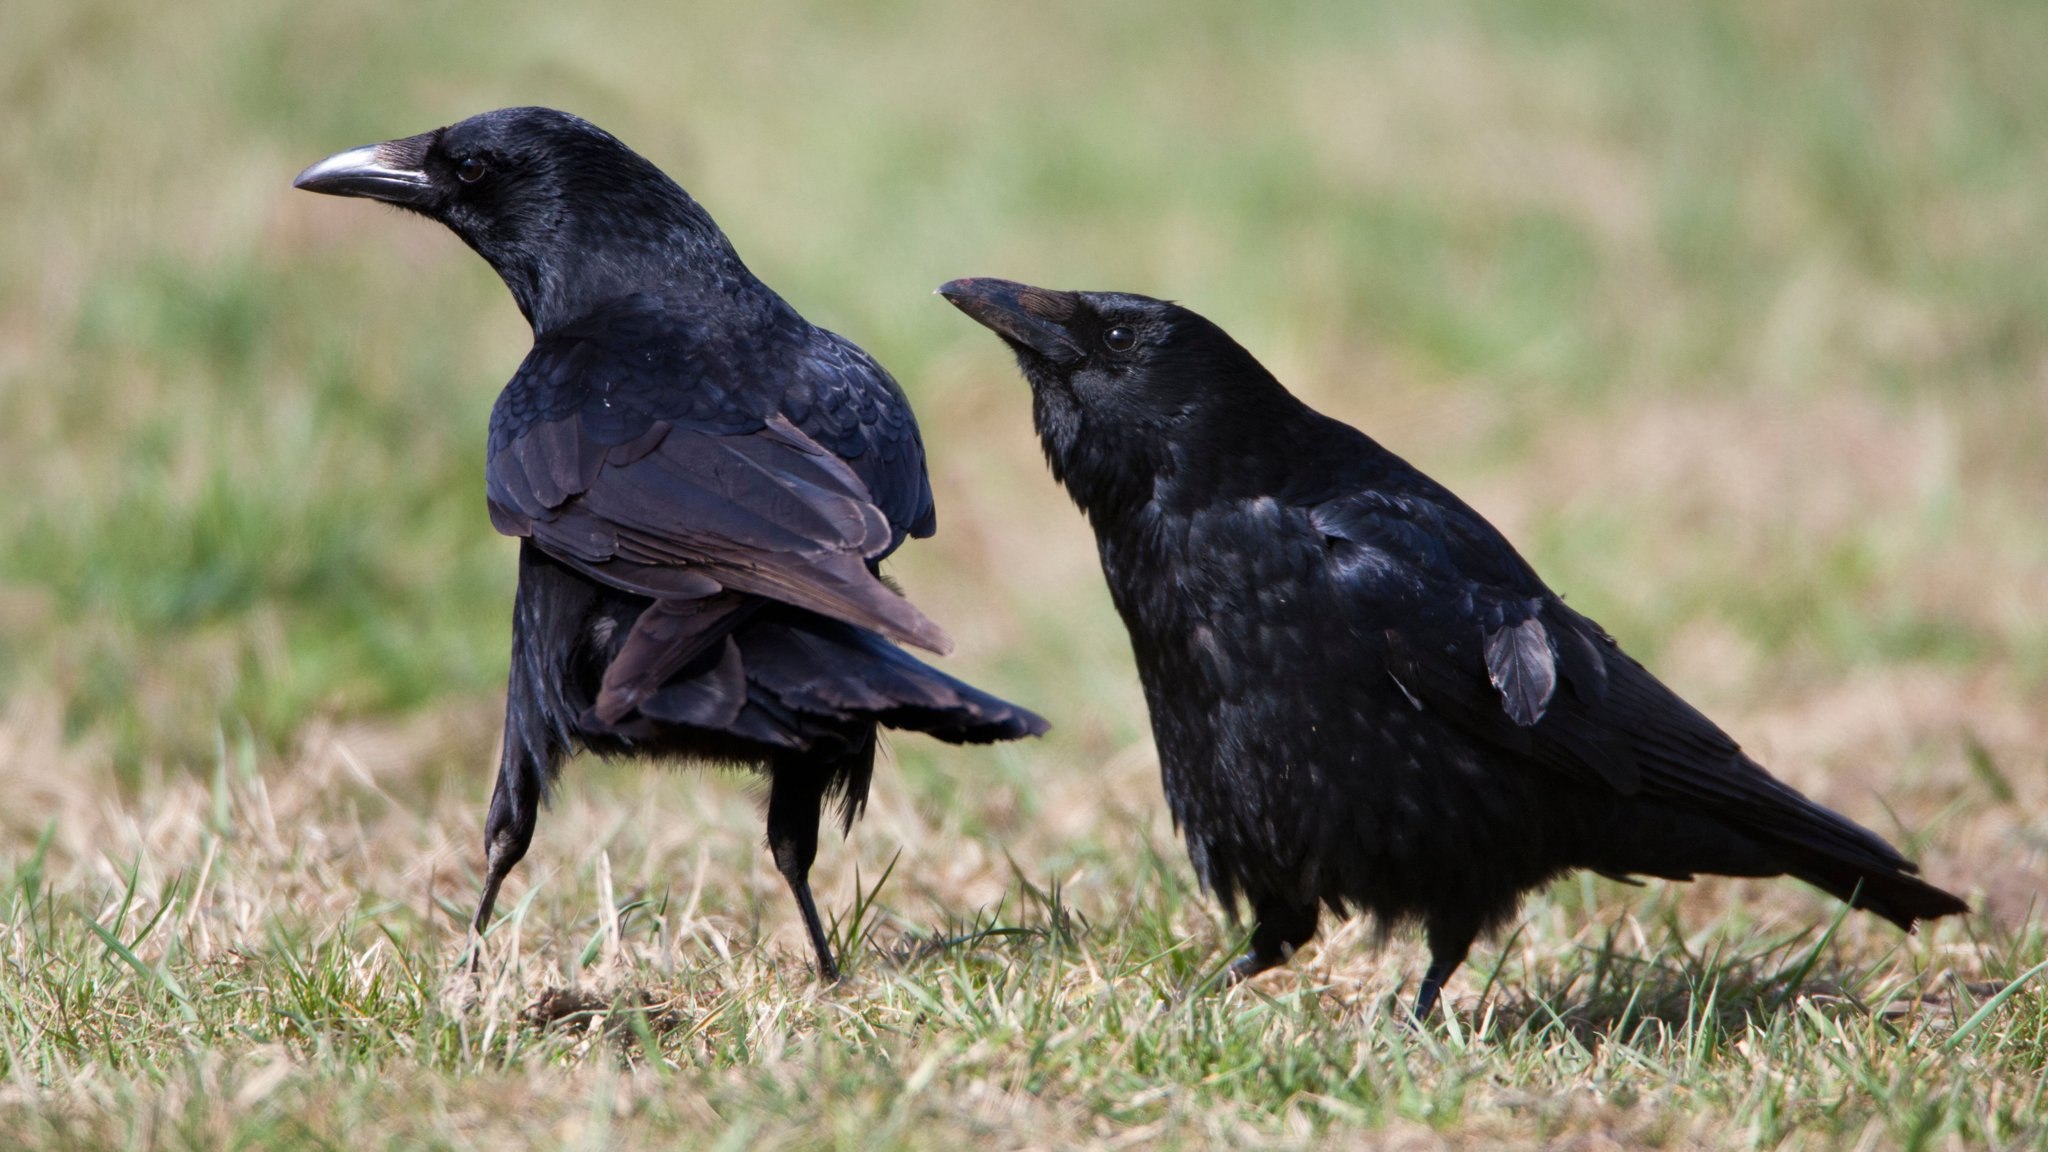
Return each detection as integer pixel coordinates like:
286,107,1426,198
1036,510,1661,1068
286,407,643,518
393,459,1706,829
741,616,1049,743
1735,789,1968,930
1591,791,1969,932
1774,844,1968,930
630,611,1047,747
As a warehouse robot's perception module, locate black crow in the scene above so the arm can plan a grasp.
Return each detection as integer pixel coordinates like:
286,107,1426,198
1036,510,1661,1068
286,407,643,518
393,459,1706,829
291,108,1046,981
940,277,1966,1017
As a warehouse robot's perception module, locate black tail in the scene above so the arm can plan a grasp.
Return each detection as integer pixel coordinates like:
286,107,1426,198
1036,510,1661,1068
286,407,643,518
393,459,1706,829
1590,777,1969,932
1774,842,1969,931
1741,782,1968,930
631,609,1049,748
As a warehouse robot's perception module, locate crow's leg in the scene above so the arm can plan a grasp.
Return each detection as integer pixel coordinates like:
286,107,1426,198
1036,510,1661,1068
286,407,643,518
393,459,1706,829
1414,916,1479,1021
467,705,553,973
473,761,539,940
470,543,582,965
766,762,839,982
1226,898,1320,984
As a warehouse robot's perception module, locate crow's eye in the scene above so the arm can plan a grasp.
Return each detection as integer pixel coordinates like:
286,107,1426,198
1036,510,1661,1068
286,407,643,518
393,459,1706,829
1103,326,1137,352
457,157,488,184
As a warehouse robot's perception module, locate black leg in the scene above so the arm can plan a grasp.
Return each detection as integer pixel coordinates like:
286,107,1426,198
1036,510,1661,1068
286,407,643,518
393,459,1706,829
472,768,537,936
1414,917,1478,1021
466,726,545,972
470,543,578,968
767,764,838,982
1226,898,1319,985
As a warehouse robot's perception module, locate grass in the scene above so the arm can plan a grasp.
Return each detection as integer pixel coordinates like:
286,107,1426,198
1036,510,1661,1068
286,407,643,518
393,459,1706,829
3,0,2047,1146
1,726,2043,1149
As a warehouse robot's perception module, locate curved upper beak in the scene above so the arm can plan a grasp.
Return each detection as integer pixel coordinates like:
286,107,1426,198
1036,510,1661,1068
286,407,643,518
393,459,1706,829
938,278,1085,364
292,134,438,207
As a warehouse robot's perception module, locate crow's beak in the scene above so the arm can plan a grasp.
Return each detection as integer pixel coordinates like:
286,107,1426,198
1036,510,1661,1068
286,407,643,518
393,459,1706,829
292,132,439,207
938,278,1086,364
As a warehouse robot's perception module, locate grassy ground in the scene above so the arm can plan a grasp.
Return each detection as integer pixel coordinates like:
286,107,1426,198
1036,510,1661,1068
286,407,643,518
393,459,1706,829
3,0,2046,1146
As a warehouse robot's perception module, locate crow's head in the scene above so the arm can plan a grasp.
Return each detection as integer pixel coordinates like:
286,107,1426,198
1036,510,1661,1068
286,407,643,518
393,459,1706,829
295,107,733,331
939,278,1296,515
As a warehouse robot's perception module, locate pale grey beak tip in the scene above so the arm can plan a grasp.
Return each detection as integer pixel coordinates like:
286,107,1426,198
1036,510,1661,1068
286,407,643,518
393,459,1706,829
293,143,435,206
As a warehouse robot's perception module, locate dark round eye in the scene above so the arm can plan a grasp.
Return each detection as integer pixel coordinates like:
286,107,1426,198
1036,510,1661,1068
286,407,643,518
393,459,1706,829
1103,325,1137,352
456,157,488,184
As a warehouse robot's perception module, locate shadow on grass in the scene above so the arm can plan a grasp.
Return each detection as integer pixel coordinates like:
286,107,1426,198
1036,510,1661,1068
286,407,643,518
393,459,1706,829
1462,909,2034,1050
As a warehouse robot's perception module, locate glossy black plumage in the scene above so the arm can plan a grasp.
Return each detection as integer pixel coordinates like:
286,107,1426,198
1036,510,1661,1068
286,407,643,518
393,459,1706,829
293,109,1044,980
941,277,1965,1017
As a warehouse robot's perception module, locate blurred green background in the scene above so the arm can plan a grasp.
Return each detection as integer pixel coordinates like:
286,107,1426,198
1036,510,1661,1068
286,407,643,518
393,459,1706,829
4,0,2045,784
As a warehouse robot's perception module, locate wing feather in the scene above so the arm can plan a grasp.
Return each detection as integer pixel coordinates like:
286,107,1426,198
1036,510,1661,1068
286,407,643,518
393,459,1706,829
482,308,955,727
1316,484,1930,874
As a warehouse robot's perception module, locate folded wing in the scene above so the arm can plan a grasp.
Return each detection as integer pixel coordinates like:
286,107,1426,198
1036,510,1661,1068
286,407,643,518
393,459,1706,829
486,330,953,723
1312,482,1963,927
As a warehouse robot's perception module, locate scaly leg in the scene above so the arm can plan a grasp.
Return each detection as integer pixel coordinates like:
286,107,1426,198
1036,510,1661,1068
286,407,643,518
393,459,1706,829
767,764,838,981
1414,916,1478,1021
1226,897,1320,985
